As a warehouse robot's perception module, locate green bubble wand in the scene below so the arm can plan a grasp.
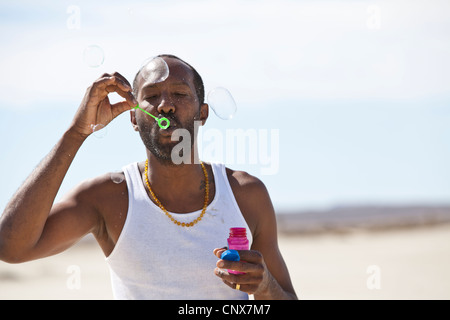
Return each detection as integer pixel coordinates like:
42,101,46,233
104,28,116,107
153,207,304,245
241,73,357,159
133,104,170,129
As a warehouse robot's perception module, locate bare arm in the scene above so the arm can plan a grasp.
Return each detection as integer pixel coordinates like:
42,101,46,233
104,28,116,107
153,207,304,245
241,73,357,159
0,131,84,262
214,172,298,300
0,72,136,263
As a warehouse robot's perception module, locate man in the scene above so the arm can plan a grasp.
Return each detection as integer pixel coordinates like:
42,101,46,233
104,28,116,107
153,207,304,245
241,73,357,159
0,54,297,300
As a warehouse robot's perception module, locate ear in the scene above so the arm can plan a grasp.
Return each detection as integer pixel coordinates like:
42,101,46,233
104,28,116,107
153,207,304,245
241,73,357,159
199,103,209,126
130,109,139,131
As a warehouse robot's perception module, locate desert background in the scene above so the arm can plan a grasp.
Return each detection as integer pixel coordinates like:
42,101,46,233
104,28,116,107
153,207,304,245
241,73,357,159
1,205,449,300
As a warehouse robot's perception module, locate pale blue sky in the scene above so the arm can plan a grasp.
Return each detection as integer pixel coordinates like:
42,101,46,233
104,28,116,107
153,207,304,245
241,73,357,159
1,0,450,212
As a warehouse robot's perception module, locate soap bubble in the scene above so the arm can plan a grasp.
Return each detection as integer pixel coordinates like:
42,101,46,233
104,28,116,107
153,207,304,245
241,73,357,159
83,45,105,68
140,56,169,84
91,123,107,138
110,171,125,184
207,87,237,120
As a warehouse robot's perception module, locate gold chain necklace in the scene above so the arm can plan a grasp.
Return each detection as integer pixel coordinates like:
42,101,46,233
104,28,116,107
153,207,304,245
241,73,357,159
144,159,209,227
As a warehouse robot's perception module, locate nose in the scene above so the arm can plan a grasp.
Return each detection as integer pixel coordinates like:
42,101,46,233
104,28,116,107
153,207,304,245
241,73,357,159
157,94,175,115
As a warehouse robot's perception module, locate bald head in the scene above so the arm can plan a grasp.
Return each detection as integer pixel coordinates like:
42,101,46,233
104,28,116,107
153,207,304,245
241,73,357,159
133,54,205,106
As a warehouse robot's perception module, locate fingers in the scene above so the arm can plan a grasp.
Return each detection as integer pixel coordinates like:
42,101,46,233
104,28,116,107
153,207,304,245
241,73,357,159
216,257,264,274
236,250,264,264
106,71,136,106
109,71,132,88
213,248,264,264
107,84,137,107
99,71,132,91
213,247,227,259
73,72,137,137
214,267,263,295
111,100,135,118
213,249,264,275
214,249,263,271
213,249,267,294
91,72,137,107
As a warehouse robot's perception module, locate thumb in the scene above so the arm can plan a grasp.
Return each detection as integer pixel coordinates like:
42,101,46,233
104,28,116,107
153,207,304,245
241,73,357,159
111,100,135,119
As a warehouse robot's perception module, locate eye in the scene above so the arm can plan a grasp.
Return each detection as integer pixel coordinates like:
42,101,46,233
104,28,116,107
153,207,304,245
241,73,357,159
144,94,158,100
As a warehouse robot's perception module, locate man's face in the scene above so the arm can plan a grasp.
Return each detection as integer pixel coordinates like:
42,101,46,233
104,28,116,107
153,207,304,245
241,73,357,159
132,57,206,164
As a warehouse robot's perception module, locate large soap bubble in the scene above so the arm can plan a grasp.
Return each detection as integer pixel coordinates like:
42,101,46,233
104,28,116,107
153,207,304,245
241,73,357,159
83,45,105,68
207,87,237,120
139,56,170,84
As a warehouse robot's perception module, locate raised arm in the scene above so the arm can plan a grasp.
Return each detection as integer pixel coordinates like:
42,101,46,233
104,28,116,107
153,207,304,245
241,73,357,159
0,72,136,263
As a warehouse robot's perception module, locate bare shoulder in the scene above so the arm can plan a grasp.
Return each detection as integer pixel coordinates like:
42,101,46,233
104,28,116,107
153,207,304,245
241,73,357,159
65,171,128,230
54,171,126,230
224,167,275,238
61,171,126,201
225,167,268,194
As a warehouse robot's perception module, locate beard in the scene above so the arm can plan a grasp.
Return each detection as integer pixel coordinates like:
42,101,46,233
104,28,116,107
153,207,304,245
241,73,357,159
138,113,197,166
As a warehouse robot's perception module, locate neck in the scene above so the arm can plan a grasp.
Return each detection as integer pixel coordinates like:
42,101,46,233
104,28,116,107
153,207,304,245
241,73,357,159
145,147,205,202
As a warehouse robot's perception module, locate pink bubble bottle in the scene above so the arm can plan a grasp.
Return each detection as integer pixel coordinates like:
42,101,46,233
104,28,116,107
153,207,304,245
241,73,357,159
227,227,249,274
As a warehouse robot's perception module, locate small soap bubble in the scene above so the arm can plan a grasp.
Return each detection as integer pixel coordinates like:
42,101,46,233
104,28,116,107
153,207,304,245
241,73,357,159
140,57,169,84
110,171,125,184
91,123,107,138
207,87,237,120
83,45,105,68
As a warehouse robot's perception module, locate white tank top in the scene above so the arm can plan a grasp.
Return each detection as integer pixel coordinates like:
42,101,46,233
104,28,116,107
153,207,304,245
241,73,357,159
105,162,253,300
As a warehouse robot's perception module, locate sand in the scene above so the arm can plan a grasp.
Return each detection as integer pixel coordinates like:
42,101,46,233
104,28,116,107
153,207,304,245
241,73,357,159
1,223,449,300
